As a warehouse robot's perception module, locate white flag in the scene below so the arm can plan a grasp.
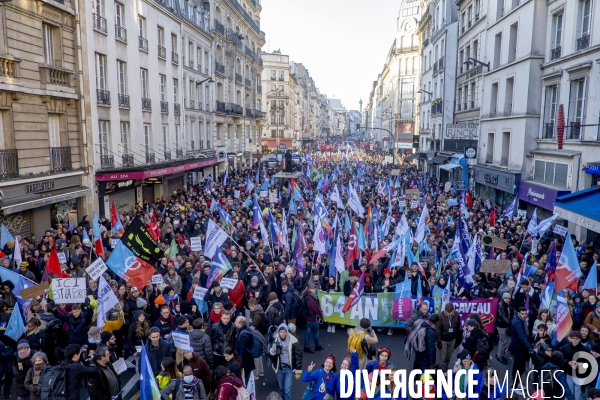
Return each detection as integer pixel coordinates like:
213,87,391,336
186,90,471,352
535,214,558,237
527,209,539,236
204,219,228,259
313,217,327,254
348,182,365,217
96,277,119,328
281,210,289,250
329,185,344,209
414,204,429,244
332,217,345,273
394,214,409,238
13,236,22,266
259,220,269,247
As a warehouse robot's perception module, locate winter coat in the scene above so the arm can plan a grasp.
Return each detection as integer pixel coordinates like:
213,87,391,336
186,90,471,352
249,305,267,334
267,325,302,373
64,360,99,400
24,366,44,400
405,308,429,331
216,376,244,400
163,273,183,296
203,288,231,310
336,352,359,400
234,326,255,374
348,326,378,369
161,378,207,400
435,311,461,345
496,300,514,328
414,321,437,370
264,300,284,327
179,353,212,393
206,322,236,357
281,288,299,320
228,280,245,310
189,329,213,369
584,311,600,342
245,283,267,308
13,352,34,397
20,327,46,351
87,360,122,400
52,306,93,346
509,315,533,356
145,338,170,376
301,369,337,400
302,291,323,323
539,362,574,400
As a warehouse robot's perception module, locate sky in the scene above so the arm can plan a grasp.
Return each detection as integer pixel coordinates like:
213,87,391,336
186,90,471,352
259,0,400,113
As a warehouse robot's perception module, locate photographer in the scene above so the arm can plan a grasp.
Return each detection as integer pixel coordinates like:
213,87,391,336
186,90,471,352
268,324,302,400
62,344,101,400
87,346,122,400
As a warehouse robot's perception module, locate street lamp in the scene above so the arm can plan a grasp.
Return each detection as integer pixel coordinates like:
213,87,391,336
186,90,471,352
466,58,490,70
196,77,214,87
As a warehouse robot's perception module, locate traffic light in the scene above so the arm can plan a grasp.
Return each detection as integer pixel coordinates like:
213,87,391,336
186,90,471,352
356,123,361,133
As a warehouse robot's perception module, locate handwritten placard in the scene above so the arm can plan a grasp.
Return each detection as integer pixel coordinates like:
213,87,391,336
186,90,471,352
20,282,50,300
398,200,407,209
151,275,164,284
111,238,119,249
57,252,67,264
553,225,568,237
480,260,511,274
193,286,208,300
190,237,202,252
234,190,240,199
447,199,458,206
85,258,107,281
171,331,191,351
260,190,268,198
51,277,87,304
411,201,419,209
269,191,278,203
220,277,238,290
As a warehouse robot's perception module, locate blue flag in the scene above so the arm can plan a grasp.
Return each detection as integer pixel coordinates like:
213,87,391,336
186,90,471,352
344,212,351,233
140,344,161,400
5,305,24,342
0,225,14,250
583,261,598,291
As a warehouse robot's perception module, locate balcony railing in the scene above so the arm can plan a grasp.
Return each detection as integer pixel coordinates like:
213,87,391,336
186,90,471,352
543,122,555,139
433,61,439,73
226,0,260,35
39,65,74,88
550,46,561,60
101,155,114,169
245,78,252,88
431,101,443,115
122,153,134,167
164,151,172,161
96,89,110,105
176,148,184,159
226,28,243,48
214,19,225,36
160,101,168,113
566,123,582,140
0,149,18,178
475,12,480,21
577,35,590,51
215,61,226,76
139,36,148,52
146,152,155,164
115,25,127,42
174,103,181,114
457,103,461,111
158,46,166,59
93,14,107,33
235,73,242,84
438,57,444,70
118,94,130,108
142,98,151,111
50,147,72,172
172,52,179,65
231,103,243,115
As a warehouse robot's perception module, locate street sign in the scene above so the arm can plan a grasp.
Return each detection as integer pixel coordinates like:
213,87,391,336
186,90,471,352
465,147,477,159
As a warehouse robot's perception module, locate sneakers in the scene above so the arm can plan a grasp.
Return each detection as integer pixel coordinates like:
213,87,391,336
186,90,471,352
304,347,314,353
315,345,325,351
387,328,393,336
377,328,384,332
495,354,508,365
327,326,332,332
331,326,336,333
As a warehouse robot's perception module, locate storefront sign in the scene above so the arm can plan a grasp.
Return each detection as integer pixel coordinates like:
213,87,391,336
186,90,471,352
445,124,478,139
95,158,218,181
464,147,477,159
483,173,498,185
518,181,570,211
585,165,600,174
216,147,227,162
25,180,55,194
554,206,600,234
474,166,519,194
144,178,162,184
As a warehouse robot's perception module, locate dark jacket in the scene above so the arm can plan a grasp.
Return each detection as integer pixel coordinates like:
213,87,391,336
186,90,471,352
265,301,284,327
558,342,589,375
234,326,255,374
180,353,212,393
509,315,532,355
405,309,428,331
13,352,34,397
203,288,231,310
87,360,122,400
281,288,299,320
496,300,514,329
206,322,236,357
539,362,575,400
161,378,207,400
189,329,213,369
145,338,170,376
463,328,484,359
249,306,267,334
436,311,461,345
52,307,93,346
302,291,323,323
64,360,99,400
20,327,46,351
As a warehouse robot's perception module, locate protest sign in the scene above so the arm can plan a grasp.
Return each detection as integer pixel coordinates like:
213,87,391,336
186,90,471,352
269,191,278,203
112,358,127,375
553,225,568,237
447,198,458,206
57,252,67,264
398,200,407,209
390,169,401,176
451,298,499,333
85,258,107,281
411,201,419,209
193,286,208,300
406,189,420,201
52,277,87,304
234,190,240,199
220,277,238,290
20,282,50,300
481,235,508,249
190,237,202,252
437,195,446,203
171,331,191,350
480,260,511,273
260,190,268,198
151,275,164,284
111,239,119,249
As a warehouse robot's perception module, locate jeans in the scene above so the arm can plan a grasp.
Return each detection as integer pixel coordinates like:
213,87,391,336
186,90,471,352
566,375,584,400
439,339,455,365
496,327,509,358
276,368,294,400
304,321,321,348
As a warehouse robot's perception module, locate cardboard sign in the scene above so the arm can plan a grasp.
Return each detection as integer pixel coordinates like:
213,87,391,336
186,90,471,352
112,358,127,375
390,169,401,176
398,200,407,209
481,236,508,250
480,260,511,273
111,238,120,249
444,182,451,192
220,277,238,290
447,198,458,206
20,282,50,300
234,190,240,199
553,225,568,237
437,195,446,203
193,286,208,300
269,191,278,203
171,331,191,351
406,189,420,201
85,258,108,281
151,275,164,284
260,190,268,198
190,237,202,252
51,277,87,304
57,252,67,264
411,201,419,209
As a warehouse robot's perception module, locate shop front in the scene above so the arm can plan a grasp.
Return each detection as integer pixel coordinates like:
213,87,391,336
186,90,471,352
473,165,520,210
517,181,570,220
0,174,91,239
586,164,600,186
554,187,600,249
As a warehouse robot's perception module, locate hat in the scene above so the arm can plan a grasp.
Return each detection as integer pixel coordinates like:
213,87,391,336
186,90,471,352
278,324,289,333
163,286,174,295
154,294,166,305
88,327,102,337
176,315,188,327
383,268,391,275
18,261,28,268
131,286,139,292
251,276,259,283
466,319,478,328
550,351,564,366
285,267,294,275
457,350,471,360
268,292,278,302
17,339,29,350
6,240,14,248
287,323,296,334
377,347,391,358
136,298,148,308
502,292,511,299
99,331,113,344
30,299,40,307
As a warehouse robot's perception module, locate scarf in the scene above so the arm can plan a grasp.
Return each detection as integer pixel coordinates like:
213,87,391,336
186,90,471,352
32,366,43,385
265,299,279,314
159,313,177,330
404,319,434,361
209,310,222,324
182,376,200,395
18,349,31,359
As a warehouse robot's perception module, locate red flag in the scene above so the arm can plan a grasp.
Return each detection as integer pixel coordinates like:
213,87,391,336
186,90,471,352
345,224,359,267
342,272,365,314
488,209,496,226
148,213,160,241
48,248,67,278
465,190,473,208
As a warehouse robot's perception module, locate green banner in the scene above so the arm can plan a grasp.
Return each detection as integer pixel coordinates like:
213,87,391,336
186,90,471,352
317,291,404,328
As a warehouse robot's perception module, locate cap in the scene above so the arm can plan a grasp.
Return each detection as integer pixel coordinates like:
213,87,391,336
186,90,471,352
131,286,139,292
136,298,148,308
466,320,478,327
19,261,28,268
384,268,391,275
88,326,102,337
17,339,29,350
502,292,511,299
251,276,259,283
100,331,114,343
176,315,188,327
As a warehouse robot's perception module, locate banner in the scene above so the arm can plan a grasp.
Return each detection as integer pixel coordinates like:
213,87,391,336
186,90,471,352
451,298,499,334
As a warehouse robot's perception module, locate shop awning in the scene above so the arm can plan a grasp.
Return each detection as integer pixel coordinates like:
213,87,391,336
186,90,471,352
404,153,419,162
439,163,461,171
1,188,91,215
554,187,600,234
431,155,450,164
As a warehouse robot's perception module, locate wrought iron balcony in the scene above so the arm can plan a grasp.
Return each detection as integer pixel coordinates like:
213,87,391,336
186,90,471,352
235,73,242,84
551,46,561,60
457,103,461,111
226,0,260,35
172,52,179,65
438,57,444,70
160,101,168,113
164,151,172,161
93,14,107,33
174,103,181,114
214,19,225,36
566,123,582,140
226,28,243,48
216,100,229,113
50,147,72,172
142,98,151,111
0,149,18,178
97,89,110,105
176,148,184,159
231,103,243,115
215,61,226,76
158,46,166,59
544,122,555,139
475,13,480,21
577,35,590,51
101,155,114,169
122,153,134,167
118,94,129,108
115,25,127,42
145,152,155,164
471,100,475,109
245,78,252,88
139,36,148,52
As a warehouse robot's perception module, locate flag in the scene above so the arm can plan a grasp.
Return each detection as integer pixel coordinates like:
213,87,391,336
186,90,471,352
345,223,359,267
393,277,412,320
504,194,517,220
0,225,15,250
488,209,496,226
369,237,402,265
247,373,256,400
583,261,597,293
342,272,365,314
555,232,582,292
0,267,36,301
148,213,160,241
394,214,409,238
47,248,67,278
541,282,555,310
96,276,119,328
347,182,365,217
206,247,232,288
545,242,557,281
527,209,539,236
414,204,429,243
555,290,572,341
344,212,351,233
93,211,105,259
5,306,24,342
13,236,22,266
267,210,283,248
218,208,235,235
456,217,474,291
292,224,307,272
82,229,91,245
140,344,161,400
166,238,178,259
535,214,558,237
111,201,124,235
330,185,344,209
313,217,327,254
204,219,228,259
252,195,261,229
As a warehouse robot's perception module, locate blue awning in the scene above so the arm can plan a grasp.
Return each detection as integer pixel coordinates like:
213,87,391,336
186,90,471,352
439,163,460,171
554,187,600,234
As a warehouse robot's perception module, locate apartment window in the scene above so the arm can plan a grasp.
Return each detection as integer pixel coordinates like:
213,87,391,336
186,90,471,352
534,160,568,188
48,114,60,148
95,53,107,90
457,88,462,110
505,77,514,115
490,83,499,116
94,0,104,15
162,125,168,151
486,133,494,163
98,120,110,156
473,40,478,60
465,45,471,70
497,0,504,18
271,70,276,80
551,12,563,53
400,58,406,75
138,16,146,38
508,23,518,63
569,78,587,126
140,69,148,98
188,42,193,67
158,27,164,47
577,0,591,50
494,33,502,68
175,125,181,149
204,51,209,74
117,61,127,94
543,85,559,138
43,24,55,65
159,75,166,102
279,71,285,81
501,132,510,167
115,2,124,27
197,47,202,70
459,50,464,73
470,82,476,108
468,5,473,26
173,79,178,103
120,122,129,153
143,124,151,152
205,86,210,110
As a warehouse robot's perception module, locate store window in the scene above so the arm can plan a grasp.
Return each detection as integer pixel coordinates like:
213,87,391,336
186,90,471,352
534,160,568,188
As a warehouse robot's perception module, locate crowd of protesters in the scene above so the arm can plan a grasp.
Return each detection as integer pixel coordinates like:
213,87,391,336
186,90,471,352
0,142,599,400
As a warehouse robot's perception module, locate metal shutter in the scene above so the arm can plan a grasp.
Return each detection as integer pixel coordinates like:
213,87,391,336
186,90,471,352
107,189,136,217
0,210,32,240
143,185,155,206
167,176,184,196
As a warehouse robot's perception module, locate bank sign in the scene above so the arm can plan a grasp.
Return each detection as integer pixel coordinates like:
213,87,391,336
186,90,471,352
445,124,478,139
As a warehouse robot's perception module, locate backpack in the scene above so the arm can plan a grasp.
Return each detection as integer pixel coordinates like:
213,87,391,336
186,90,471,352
226,379,250,400
474,334,491,362
412,325,427,353
348,330,367,358
246,329,266,358
294,291,308,318
267,305,284,327
38,364,67,400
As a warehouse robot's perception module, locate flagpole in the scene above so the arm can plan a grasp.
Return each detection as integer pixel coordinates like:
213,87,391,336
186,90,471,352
225,233,268,282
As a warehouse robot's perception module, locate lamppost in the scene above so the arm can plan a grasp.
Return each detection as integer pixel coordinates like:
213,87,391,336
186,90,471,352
364,126,397,164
